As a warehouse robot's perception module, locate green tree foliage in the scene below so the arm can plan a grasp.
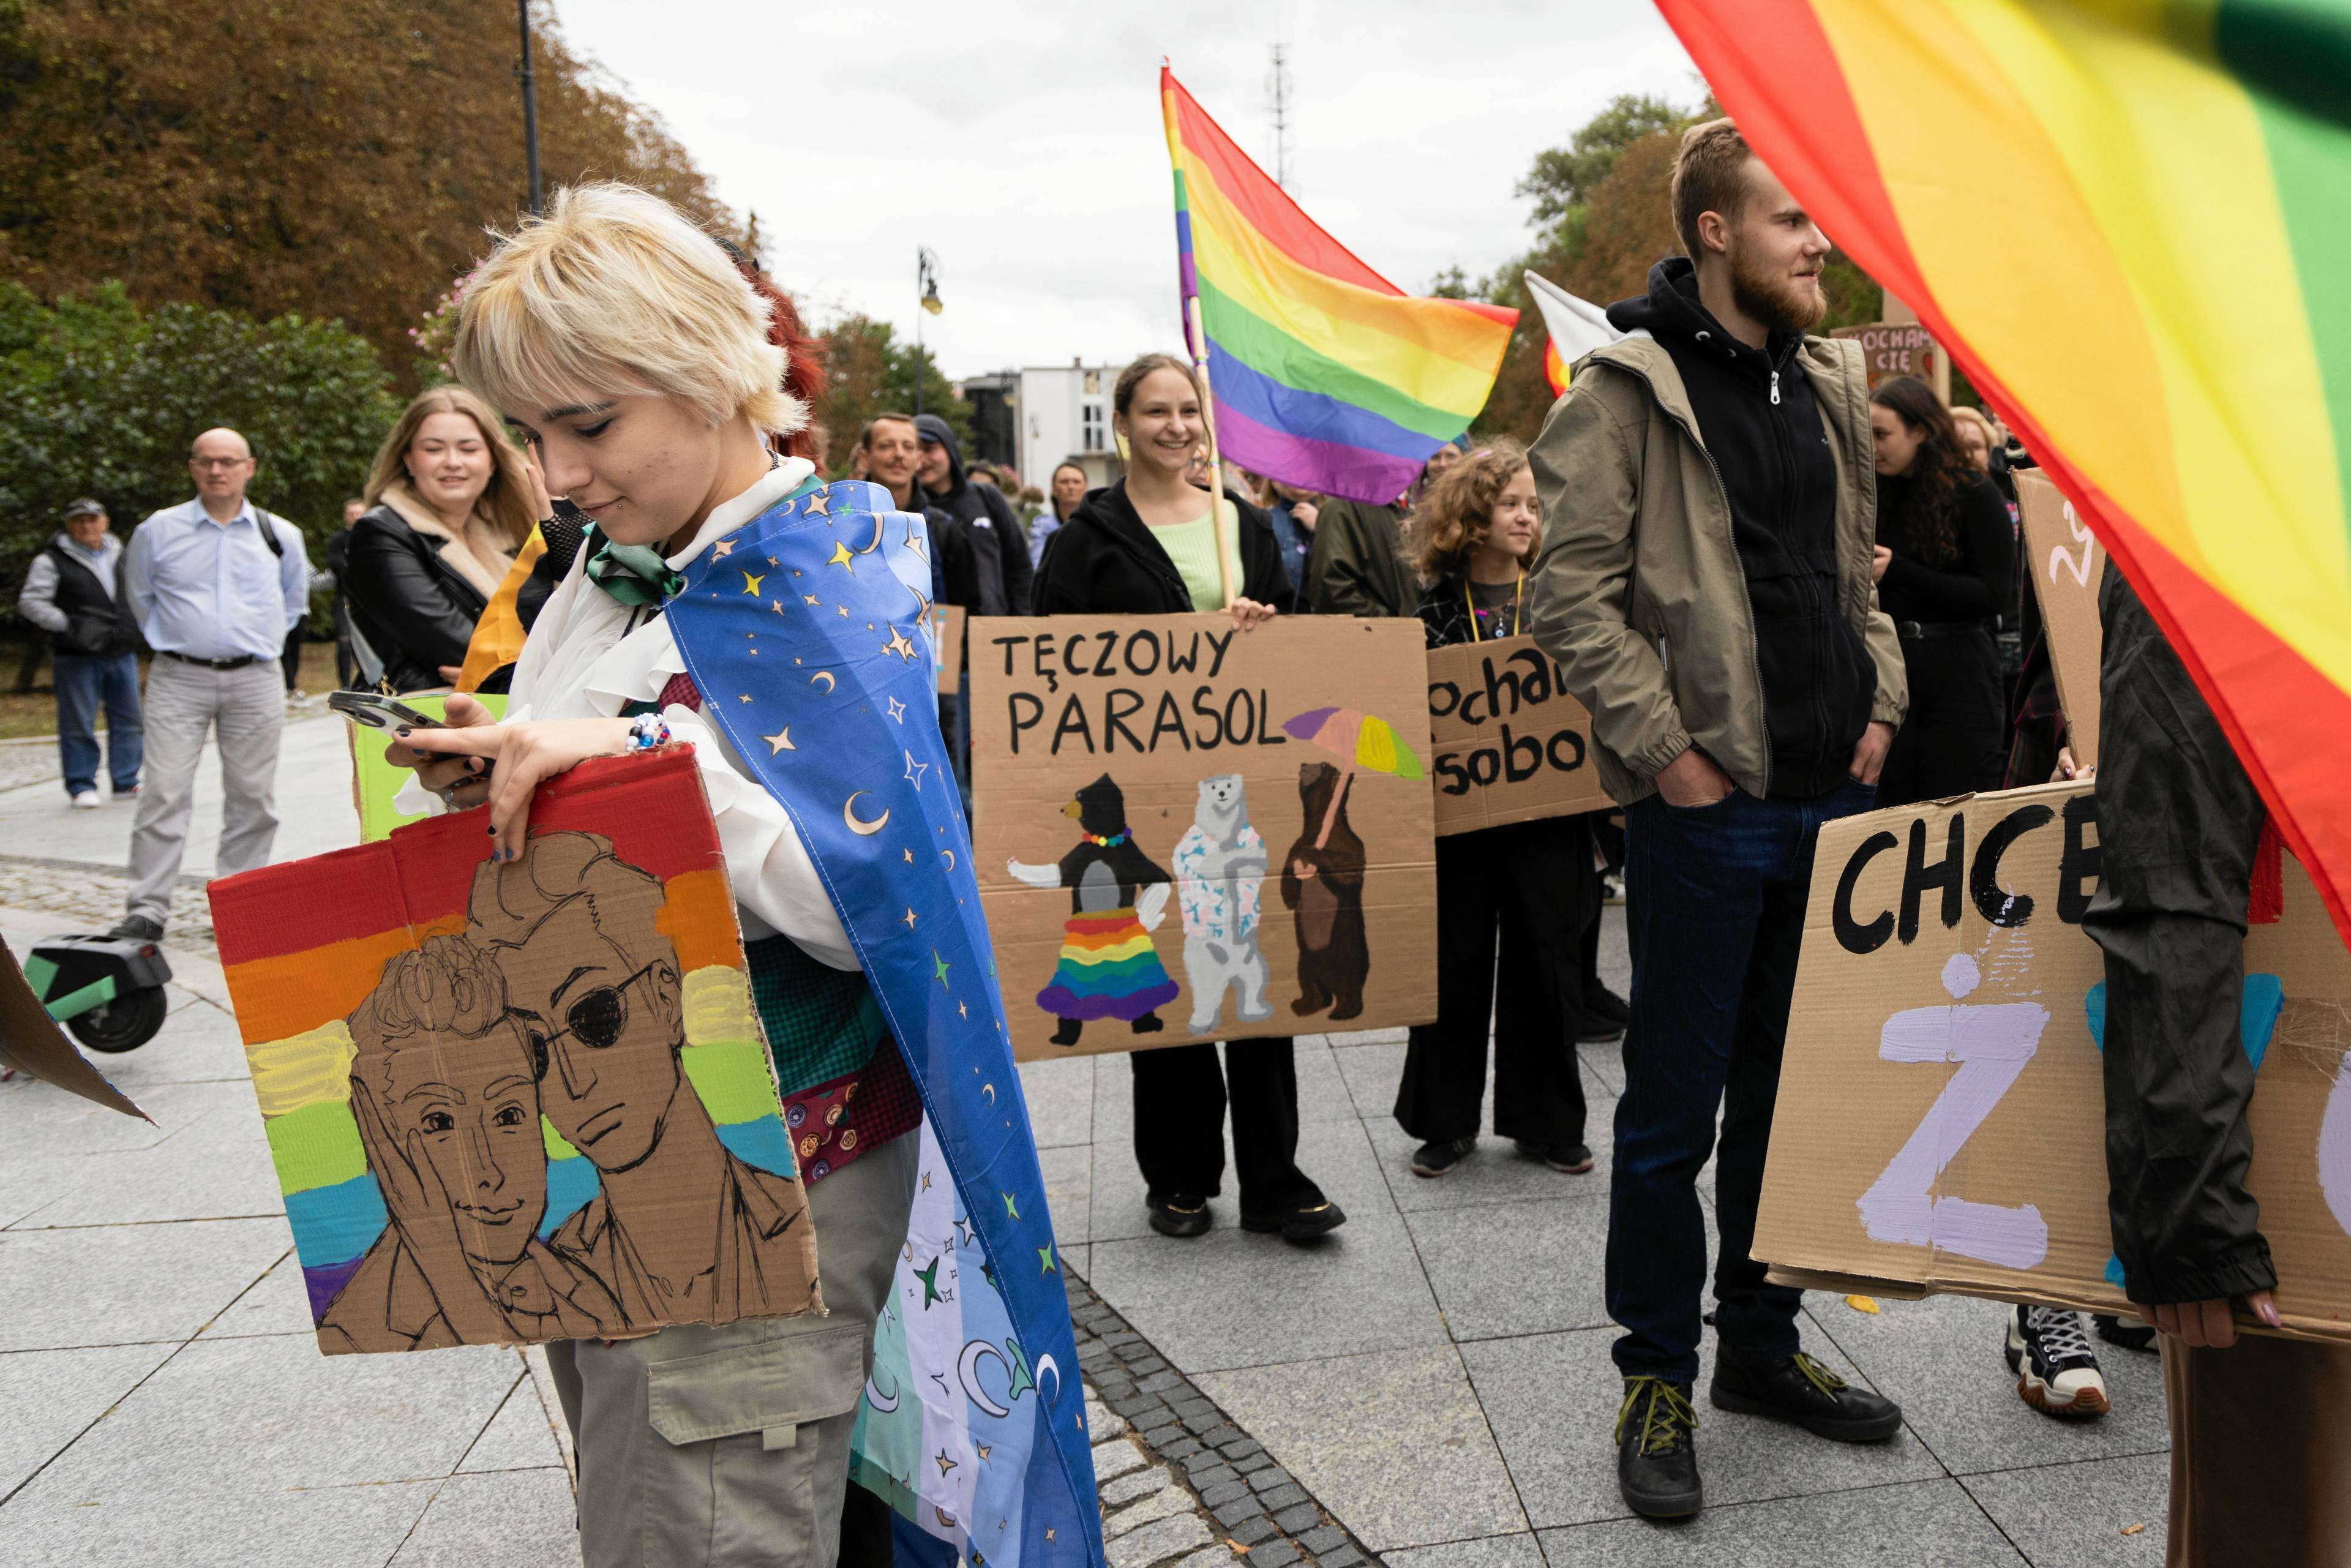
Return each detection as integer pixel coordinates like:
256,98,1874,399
1514,93,1695,237
0,282,397,609
811,314,972,477
0,0,739,377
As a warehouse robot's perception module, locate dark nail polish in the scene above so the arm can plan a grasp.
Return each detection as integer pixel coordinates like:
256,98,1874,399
394,728,411,738
486,825,496,836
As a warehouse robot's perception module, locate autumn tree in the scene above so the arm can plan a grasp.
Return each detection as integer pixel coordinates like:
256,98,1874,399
0,0,739,373
811,314,971,478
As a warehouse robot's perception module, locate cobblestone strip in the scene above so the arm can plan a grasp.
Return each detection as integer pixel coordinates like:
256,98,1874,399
1067,1273,1380,1568
0,853,216,946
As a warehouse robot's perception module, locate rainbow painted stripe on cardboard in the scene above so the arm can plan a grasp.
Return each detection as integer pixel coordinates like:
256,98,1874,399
1658,0,2351,945
1161,67,1515,505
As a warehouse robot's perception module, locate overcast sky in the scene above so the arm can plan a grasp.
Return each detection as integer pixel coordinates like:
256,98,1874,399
553,0,1697,378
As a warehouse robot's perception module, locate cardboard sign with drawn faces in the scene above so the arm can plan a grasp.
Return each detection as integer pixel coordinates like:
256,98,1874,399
209,751,819,1354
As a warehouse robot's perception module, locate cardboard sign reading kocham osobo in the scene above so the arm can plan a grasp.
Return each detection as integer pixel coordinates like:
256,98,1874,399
971,614,1438,1060
2014,470,2105,767
1755,781,2351,1343
209,749,823,1354
1425,634,1610,836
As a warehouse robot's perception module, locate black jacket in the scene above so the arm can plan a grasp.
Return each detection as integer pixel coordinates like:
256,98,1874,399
1608,258,1876,800
1032,479,1288,615
916,414,1031,617
340,503,498,692
1874,470,2016,628
43,541,142,657
2083,572,2276,1305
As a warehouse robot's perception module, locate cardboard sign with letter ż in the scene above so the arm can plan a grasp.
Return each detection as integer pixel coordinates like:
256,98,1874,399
1756,782,2351,1343
971,614,1437,1060
1425,634,1610,836
2014,470,2105,767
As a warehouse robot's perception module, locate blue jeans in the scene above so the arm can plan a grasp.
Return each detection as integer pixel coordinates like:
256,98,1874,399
1607,776,1875,1382
54,651,143,795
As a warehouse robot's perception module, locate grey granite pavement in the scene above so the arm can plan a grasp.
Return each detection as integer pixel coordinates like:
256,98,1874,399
1024,904,2175,1567
0,714,2174,1564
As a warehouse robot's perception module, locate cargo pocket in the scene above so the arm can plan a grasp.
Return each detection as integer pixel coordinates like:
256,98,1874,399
640,1322,869,1567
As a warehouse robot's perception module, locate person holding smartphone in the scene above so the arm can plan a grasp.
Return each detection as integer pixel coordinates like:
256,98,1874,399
381,182,1082,1568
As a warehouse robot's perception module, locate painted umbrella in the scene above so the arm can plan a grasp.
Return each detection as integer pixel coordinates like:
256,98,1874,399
1280,707,1422,854
1280,707,1424,781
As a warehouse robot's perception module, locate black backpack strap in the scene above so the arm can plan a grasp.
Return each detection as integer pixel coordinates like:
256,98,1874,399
252,507,287,560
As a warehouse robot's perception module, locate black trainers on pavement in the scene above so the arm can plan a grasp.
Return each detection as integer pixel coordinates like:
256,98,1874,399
1411,1136,1475,1178
2007,1305,2110,1419
1616,1376,1703,1518
1240,1196,1347,1241
1579,985,1630,1044
1709,1346,1902,1442
2094,1311,2157,1352
1146,1194,1212,1239
107,915,165,943
1513,1139,1594,1174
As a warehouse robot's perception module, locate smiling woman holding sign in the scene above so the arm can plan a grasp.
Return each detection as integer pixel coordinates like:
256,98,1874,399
1030,353,1345,1244
1397,443,1598,1179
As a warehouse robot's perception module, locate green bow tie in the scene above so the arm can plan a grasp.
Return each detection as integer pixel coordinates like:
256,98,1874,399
583,528,684,608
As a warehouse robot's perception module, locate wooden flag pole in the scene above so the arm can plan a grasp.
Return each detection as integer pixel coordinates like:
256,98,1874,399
1184,292,1245,611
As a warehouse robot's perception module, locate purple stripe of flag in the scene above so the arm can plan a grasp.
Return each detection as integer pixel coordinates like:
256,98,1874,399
1212,399,1422,505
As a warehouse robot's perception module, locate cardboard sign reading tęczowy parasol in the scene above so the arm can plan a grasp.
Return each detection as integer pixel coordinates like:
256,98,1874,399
2014,470,2105,768
1754,781,2351,1343
208,750,822,1354
1425,634,1610,836
969,613,1437,1060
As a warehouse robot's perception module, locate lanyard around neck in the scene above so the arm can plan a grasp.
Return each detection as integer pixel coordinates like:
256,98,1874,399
1464,572,1523,642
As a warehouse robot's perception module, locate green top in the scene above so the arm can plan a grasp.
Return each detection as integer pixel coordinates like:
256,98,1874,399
1150,503,1239,611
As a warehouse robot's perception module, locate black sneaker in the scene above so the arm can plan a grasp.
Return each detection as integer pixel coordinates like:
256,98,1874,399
2094,1312,2157,1352
1240,1196,1347,1241
1514,1139,1594,1174
1709,1346,1902,1442
1146,1194,1212,1239
1615,1376,1703,1518
2006,1305,2110,1419
107,914,165,943
1579,985,1630,1045
1411,1136,1475,1178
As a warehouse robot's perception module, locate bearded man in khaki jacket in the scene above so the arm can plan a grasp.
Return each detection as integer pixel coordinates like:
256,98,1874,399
1526,119,1910,1522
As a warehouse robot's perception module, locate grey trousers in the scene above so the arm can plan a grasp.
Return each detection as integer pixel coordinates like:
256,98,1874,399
125,658,285,923
546,1131,918,1568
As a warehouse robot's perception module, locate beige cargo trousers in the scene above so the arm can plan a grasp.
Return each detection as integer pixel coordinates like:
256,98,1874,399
546,1133,918,1568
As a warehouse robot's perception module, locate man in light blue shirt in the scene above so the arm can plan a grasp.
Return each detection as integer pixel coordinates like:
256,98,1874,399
111,427,311,940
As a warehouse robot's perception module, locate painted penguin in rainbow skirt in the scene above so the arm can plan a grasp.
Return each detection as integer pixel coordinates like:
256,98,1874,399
1008,773,1179,1046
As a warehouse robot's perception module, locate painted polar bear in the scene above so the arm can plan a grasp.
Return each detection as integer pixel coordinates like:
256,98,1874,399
1171,775,1273,1034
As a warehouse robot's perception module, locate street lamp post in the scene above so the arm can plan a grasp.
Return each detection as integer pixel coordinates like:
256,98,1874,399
915,247,942,417
517,1,544,216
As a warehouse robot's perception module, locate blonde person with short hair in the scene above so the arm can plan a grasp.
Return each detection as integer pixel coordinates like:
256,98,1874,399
384,183,1091,1568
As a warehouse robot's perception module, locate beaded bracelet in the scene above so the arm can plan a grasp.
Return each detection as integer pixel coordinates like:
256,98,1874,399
627,713,672,751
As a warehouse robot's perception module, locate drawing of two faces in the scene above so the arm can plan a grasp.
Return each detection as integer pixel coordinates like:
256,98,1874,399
320,831,760,1353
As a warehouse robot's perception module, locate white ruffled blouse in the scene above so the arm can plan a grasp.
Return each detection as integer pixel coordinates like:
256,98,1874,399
399,459,857,970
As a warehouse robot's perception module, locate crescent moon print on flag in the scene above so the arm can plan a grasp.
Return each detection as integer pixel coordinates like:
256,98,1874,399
844,792,890,836
958,1340,1013,1418
810,670,836,694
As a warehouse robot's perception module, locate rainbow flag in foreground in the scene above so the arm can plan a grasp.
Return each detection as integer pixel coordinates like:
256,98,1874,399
1656,1,2351,945
1161,67,1515,505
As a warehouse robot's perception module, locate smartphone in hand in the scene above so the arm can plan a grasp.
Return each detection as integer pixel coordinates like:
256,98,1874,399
327,692,444,732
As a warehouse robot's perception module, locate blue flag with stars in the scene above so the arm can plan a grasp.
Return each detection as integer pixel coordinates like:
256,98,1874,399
665,478,1101,1568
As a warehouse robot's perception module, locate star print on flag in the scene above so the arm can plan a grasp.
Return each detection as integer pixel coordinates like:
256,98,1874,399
661,476,1100,1568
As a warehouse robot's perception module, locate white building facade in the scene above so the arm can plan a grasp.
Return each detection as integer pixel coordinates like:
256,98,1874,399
1018,362,1124,492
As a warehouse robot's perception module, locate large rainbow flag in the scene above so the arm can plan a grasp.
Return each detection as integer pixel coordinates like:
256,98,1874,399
1654,1,2351,945
1161,66,1517,505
